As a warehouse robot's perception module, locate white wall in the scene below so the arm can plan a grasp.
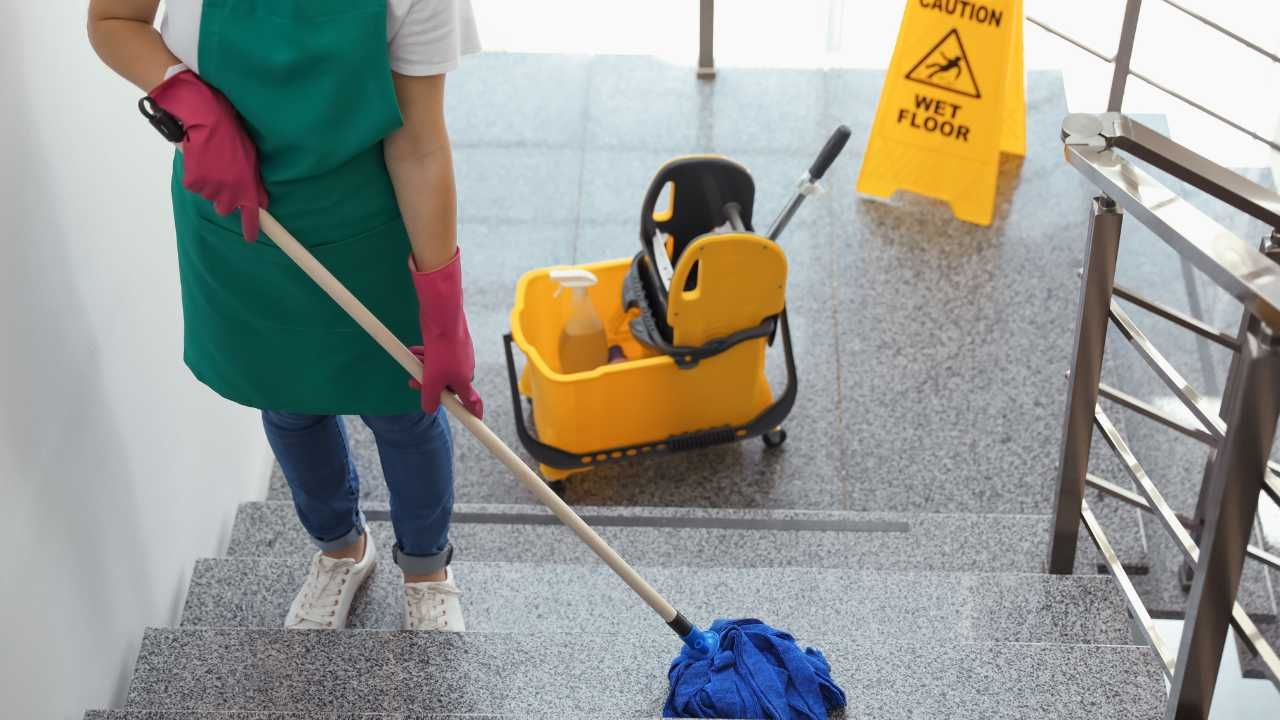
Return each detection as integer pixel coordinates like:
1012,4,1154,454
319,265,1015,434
0,3,270,717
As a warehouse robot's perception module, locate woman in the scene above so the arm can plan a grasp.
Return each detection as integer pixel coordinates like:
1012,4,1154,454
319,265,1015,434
87,0,483,632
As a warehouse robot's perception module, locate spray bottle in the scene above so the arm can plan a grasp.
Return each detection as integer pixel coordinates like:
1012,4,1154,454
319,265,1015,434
551,268,608,373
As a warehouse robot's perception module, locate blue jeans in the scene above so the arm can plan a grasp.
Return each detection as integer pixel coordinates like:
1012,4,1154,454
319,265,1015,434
262,409,454,575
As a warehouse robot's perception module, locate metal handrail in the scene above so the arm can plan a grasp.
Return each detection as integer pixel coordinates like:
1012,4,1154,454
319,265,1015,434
1025,14,1113,62
1092,407,1280,682
697,0,715,78
697,2,1280,151
1081,497,1177,678
1097,383,1216,444
1076,113,1280,226
1031,3,1280,153
1086,472,1280,571
1157,0,1280,65
1035,0,1280,151
1053,112,1280,719
1108,300,1225,440
1062,114,1280,324
685,3,1280,714
1111,283,1240,350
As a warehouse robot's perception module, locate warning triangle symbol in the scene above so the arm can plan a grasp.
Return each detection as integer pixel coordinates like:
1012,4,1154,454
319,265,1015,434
905,28,981,99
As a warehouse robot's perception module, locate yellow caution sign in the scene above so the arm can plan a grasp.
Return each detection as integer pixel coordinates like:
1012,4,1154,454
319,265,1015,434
857,0,1026,226
1001,0,1026,157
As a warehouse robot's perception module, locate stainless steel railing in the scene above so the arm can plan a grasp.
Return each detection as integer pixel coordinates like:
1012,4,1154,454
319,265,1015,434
691,4,1280,717
697,0,1280,153
1052,111,1280,720
1027,0,1280,153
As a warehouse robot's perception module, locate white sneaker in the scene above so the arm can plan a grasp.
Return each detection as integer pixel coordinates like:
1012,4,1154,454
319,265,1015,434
284,531,376,630
404,566,465,632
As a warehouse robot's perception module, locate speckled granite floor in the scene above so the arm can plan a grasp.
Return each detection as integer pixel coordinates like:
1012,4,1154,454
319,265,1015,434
275,58,1280,622
122,629,1165,718
87,707,481,712
268,60,1093,516
181,559,1135,645
102,53,1280,717
227,500,1125,576
264,58,1237,607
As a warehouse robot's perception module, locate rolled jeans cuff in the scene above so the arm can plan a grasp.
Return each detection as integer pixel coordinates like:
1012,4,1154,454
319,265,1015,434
394,542,453,575
311,510,368,552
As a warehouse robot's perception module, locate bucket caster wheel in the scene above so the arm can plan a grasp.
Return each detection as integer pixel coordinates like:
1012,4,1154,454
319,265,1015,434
546,479,568,497
762,428,787,449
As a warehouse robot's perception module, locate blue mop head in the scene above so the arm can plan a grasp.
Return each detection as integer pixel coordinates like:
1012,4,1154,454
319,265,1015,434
664,618,847,719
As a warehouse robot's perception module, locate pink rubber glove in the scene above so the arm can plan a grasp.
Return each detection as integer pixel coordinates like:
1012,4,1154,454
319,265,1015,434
149,70,268,242
408,250,484,419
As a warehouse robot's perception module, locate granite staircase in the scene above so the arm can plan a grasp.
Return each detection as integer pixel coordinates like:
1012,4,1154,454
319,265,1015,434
82,57,1188,717
84,500,1167,718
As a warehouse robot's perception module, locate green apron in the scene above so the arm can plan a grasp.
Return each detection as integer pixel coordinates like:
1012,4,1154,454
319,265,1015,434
172,0,421,415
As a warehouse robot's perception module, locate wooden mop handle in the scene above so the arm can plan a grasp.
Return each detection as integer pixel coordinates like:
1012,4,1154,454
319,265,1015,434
257,209,680,624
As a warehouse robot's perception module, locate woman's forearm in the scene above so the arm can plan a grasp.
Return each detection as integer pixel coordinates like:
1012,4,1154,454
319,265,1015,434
386,145,460,273
384,73,459,273
88,0,179,92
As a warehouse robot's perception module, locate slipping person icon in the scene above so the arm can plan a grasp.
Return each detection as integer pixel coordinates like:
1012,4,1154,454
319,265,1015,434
926,54,963,80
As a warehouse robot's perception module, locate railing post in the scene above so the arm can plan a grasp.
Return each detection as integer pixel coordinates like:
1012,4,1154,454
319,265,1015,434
1166,323,1280,719
697,0,715,78
1183,231,1279,589
1108,0,1143,112
1047,196,1123,574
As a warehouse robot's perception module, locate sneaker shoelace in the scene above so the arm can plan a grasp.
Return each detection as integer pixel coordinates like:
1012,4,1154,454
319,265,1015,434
293,554,355,628
405,582,462,631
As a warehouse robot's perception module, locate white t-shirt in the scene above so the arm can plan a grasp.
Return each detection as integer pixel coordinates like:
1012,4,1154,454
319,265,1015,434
160,0,481,77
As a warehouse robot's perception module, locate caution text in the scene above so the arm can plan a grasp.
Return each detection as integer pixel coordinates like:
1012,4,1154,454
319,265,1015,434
918,0,1003,28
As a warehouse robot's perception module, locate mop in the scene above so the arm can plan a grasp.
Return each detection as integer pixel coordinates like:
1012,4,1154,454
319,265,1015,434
256,209,847,719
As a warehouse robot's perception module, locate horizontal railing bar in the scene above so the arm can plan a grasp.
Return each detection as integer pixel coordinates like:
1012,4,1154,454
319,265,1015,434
1125,68,1280,155
1097,385,1280,509
1025,15,1114,62
1112,284,1241,350
1110,300,1227,440
1080,498,1176,679
1063,143,1280,327
1250,544,1280,573
1087,472,1153,510
1094,406,1280,686
1100,308,1280,507
1086,473,1280,572
1109,300,1280,511
1097,382,1217,445
1156,0,1280,65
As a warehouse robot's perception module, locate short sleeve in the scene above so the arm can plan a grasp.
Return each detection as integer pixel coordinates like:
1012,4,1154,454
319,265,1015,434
388,0,482,76
159,0,203,72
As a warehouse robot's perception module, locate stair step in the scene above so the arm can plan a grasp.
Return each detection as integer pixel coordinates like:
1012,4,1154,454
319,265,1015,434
265,430,1152,576
123,628,1163,717
229,501,1126,574
181,558,1135,646
89,714,473,719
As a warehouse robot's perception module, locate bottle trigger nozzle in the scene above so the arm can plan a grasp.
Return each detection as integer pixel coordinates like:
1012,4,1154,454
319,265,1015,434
550,268,599,297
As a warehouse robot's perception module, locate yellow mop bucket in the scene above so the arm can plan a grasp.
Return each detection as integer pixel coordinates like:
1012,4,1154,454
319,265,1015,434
503,127,851,481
